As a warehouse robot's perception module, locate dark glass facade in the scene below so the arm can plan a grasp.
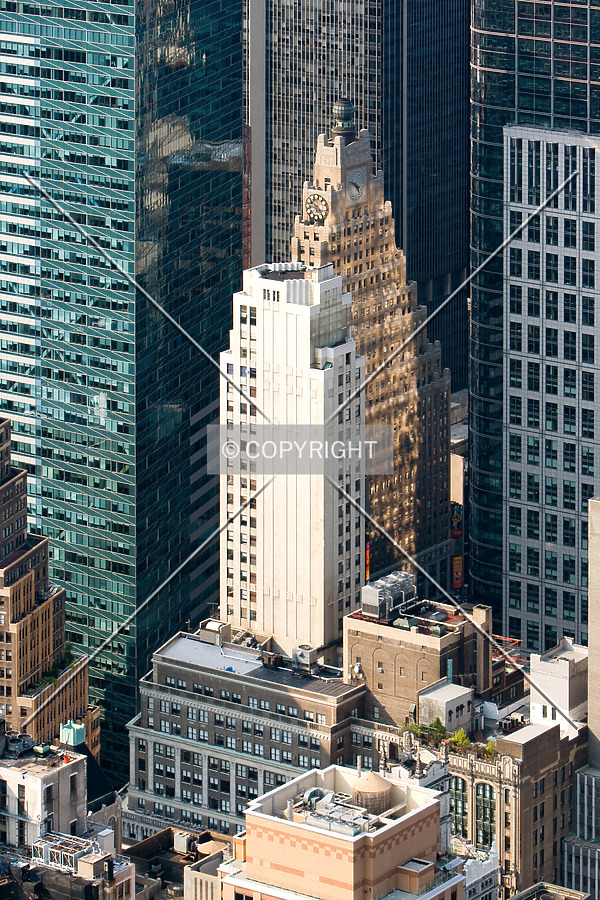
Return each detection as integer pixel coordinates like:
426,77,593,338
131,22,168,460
470,0,600,622
247,0,469,388
0,0,242,776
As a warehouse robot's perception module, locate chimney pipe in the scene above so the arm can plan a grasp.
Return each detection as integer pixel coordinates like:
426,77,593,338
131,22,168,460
357,757,362,776
286,799,294,820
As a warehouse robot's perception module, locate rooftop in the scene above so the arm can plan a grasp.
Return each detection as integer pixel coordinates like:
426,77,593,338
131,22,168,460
418,681,472,703
245,765,440,841
536,637,588,665
155,633,360,699
0,742,84,775
499,723,554,745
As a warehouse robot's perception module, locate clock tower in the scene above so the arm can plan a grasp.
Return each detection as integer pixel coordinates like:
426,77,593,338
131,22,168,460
291,102,452,589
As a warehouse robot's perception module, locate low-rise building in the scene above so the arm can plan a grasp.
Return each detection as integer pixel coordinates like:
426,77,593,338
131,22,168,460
125,621,365,840
343,579,494,726
0,725,87,848
218,765,464,900
31,831,135,900
448,722,587,898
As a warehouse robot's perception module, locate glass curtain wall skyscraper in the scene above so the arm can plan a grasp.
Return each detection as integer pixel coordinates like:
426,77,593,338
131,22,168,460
471,0,600,623
244,0,469,387
0,0,243,774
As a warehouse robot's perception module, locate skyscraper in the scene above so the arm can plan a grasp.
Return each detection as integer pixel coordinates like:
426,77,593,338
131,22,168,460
245,0,469,387
219,262,365,655
501,127,600,653
471,0,600,623
291,104,451,585
0,0,243,773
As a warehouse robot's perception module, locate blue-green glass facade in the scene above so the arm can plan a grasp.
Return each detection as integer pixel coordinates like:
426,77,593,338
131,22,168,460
0,0,242,776
471,0,600,623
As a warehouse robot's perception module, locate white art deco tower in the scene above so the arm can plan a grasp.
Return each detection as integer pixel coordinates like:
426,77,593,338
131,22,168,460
219,262,365,659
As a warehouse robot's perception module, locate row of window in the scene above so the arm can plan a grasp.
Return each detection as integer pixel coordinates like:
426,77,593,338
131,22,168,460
509,321,595,361
510,212,595,251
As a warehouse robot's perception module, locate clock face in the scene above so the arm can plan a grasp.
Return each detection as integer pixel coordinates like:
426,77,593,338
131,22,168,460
347,170,366,203
305,193,329,224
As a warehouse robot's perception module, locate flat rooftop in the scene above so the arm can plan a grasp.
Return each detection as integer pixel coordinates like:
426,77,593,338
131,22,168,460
500,723,554,744
419,681,472,703
537,638,587,665
0,747,84,775
246,765,440,841
157,635,359,699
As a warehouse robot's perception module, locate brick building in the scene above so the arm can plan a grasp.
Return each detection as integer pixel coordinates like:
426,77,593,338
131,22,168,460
0,418,91,742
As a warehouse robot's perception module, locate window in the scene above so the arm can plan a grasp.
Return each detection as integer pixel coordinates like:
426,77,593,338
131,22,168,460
582,446,595,477
510,322,522,351
528,362,540,391
527,584,539,613
528,251,540,280
546,253,559,282
545,476,558,506
583,334,595,364
563,518,576,548
508,580,521,609
545,439,557,469
545,365,558,395
564,219,576,248
563,591,576,619
527,547,540,578
527,473,540,503
545,513,558,543
510,248,522,277
563,480,576,510
510,284,522,314
509,544,521,574
527,436,540,465
545,328,558,357
583,222,596,252
564,369,577,397
509,470,522,499
546,216,558,245
527,509,540,540
509,434,522,462
528,324,540,354
545,550,557,580
527,621,540,651
583,409,595,439
509,396,522,425
583,259,595,289
583,295,595,326
583,372,595,402
563,444,576,473
564,332,577,362
563,406,577,435
564,293,577,324
510,359,522,388
509,507,521,536
545,402,558,431
545,588,558,618
527,399,540,428
546,290,559,320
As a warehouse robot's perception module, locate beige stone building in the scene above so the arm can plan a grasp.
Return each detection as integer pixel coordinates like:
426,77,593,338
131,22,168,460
218,765,465,900
448,722,587,898
0,418,91,742
291,100,451,585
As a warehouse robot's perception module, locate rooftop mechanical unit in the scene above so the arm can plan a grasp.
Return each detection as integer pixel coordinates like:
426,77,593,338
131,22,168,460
361,571,416,620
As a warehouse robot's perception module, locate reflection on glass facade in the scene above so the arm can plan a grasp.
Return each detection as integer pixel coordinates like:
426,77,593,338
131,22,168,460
0,0,242,775
247,0,469,387
471,0,600,623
